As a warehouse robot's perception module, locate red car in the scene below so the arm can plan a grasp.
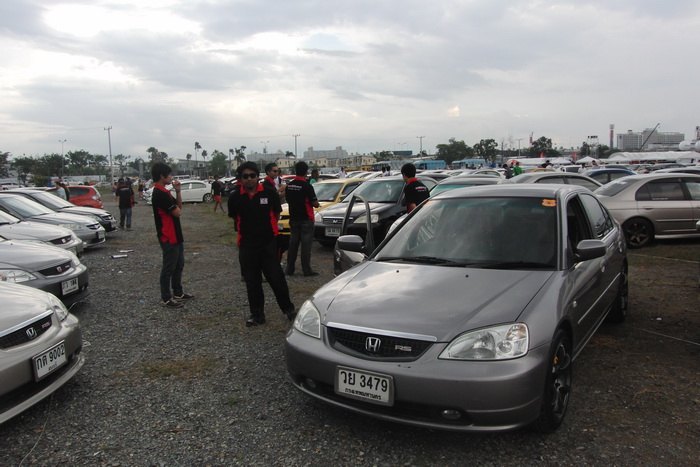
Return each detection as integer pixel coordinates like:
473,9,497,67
66,185,103,209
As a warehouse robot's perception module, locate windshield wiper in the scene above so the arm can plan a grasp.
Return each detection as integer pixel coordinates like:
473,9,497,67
478,261,553,270
377,256,468,266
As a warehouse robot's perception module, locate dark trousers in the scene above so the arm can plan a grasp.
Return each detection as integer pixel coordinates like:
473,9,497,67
160,242,184,301
119,207,132,228
239,240,294,320
286,219,314,275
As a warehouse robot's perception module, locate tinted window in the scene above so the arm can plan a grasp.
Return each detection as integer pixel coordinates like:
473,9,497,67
343,180,405,203
314,183,344,202
567,177,600,191
69,187,88,196
579,194,613,238
536,176,568,184
594,177,636,196
636,181,685,201
340,182,360,198
684,180,700,200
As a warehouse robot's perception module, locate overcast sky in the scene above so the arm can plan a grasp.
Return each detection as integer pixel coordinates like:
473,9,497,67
2,0,699,161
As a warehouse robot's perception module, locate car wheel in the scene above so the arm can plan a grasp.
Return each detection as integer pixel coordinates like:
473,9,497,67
203,193,213,203
622,218,653,248
606,264,629,323
533,329,572,433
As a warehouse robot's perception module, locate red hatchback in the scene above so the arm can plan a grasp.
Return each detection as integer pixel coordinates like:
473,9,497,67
66,185,103,209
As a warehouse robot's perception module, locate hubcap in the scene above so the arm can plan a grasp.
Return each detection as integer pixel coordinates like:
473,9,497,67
550,343,571,415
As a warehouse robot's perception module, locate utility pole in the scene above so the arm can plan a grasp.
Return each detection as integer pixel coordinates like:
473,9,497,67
416,136,425,155
104,126,113,183
516,138,523,158
292,134,300,157
58,139,67,178
640,123,660,151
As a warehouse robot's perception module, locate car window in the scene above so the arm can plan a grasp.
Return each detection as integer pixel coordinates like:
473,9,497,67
567,177,600,191
609,172,631,181
69,187,88,196
340,182,360,198
0,195,54,217
181,183,192,190
314,183,344,202
636,180,685,201
595,178,635,196
343,180,404,203
376,197,557,269
579,194,614,238
536,176,569,184
684,179,700,200
566,197,594,265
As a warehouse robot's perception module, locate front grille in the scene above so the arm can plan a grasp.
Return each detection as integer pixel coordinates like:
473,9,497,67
50,235,73,245
323,217,347,225
37,260,72,277
328,327,432,361
0,314,52,349
87,223,100,230
100,214,115,221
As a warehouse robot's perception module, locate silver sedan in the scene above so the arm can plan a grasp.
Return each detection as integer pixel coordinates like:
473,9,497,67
286,184,628,432
0,282,84,424
0,209,84,256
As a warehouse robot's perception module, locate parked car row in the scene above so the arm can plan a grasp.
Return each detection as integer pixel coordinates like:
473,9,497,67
144,180,213,205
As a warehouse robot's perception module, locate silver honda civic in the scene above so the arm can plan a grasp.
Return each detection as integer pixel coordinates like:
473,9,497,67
0,281,84,424
286,184,628,432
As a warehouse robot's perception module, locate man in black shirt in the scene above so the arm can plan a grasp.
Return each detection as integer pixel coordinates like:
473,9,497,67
211,175,225,213
115,178,135,230
401,163,430,213
228,162,295,327
284,161,320,277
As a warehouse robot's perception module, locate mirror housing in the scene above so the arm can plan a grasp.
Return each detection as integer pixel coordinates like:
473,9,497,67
336,235,365,253
575,239,606,262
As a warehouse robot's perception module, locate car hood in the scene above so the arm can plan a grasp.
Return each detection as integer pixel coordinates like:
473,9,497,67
0,282,55,331
321,202,396,218
28,211,98,226
0,221,73,241
314,261,553,341
61,206,109,217
0,239,73,270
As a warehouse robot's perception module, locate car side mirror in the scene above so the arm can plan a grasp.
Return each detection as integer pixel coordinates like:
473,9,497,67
575,239,606,262
696,220,700,232
337,235,365,253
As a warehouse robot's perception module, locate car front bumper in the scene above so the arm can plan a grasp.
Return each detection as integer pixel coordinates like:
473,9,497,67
33,264,89,306
286,327,549,432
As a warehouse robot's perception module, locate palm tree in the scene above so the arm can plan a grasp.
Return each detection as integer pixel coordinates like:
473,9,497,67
194,141,201,177
201,149,208,178
234,146,247,167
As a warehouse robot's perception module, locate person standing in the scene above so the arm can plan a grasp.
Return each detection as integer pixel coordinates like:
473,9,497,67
309,169,319,184
401,163,429,214
116,178,135,230
151,162,194,308
285,161,320,277
513,161,523,176
503,163,513,179
263,162,286,203
338,167,347,178
211,175,225,213
228,162,295,327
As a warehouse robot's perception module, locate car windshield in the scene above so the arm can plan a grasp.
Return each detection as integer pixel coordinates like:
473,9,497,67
0,209,20,224
313,183,343,202
594,178,636,196
375,197,558,270
30,191,74,209
0,195,55,217
341,179,404,203
431,181,494,196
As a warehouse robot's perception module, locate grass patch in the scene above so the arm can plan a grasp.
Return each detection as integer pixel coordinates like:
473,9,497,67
135,355,218,380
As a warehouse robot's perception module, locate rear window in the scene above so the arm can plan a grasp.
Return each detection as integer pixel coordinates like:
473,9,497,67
594,178,636,196
636,181,685,201
69,187,89,196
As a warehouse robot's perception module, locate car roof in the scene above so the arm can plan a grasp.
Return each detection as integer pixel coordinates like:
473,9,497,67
509,171,600,183
437,177,502,185
315,177,364,185
431,182,582,200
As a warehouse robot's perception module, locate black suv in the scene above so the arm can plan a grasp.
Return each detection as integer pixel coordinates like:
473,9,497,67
314,175,436,247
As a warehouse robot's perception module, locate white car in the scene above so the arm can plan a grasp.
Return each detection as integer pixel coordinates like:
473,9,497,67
146,180,213,204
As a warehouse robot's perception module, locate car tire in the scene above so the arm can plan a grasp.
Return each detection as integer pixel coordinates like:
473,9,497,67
622,217,654,248
533,329,572,433
606,264,629,323
203,193,213,203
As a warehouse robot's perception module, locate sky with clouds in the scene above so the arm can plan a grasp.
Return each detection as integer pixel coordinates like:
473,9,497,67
1,0,699,160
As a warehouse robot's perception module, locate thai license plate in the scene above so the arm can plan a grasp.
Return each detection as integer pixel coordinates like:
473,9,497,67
33,341,67,380
61,277,79,295
335,366,394,406
97,231,105,240
325,226,341,237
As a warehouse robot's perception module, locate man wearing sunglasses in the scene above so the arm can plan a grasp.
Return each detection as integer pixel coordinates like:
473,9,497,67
228,162,295,327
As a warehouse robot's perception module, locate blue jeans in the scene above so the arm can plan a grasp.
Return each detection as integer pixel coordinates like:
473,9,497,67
286,219,314,275
160,242,184,301
119,207,132,228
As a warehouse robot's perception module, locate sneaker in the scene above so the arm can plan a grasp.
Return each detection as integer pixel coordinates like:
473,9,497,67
246,316,266,327
161,299,183,308
303,271,320,277
173,293,194,300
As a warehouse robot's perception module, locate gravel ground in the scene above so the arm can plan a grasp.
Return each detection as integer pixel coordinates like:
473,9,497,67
0,196,698,466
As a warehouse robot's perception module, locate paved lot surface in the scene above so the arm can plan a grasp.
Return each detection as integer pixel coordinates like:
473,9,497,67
0,196,698,466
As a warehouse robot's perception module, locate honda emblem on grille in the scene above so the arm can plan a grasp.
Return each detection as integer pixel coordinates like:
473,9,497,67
57,266,63,273
365,337,381,353
26,327,37,339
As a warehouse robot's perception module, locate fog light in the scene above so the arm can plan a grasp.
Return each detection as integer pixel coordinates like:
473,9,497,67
441,409,462,420
305,378,317,389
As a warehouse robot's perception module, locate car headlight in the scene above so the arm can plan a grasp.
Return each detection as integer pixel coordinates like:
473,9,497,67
58,223,80,231
354,214,379,224
439,323,529,360
315,212,323,222
0,269,38,283
293,300,321,339
48,293,69,321
68,250,81,267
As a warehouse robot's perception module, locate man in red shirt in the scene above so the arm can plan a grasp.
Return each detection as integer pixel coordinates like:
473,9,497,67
228,162,295,326
401,163,430,214
151,162,194,308
284,161,320,277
